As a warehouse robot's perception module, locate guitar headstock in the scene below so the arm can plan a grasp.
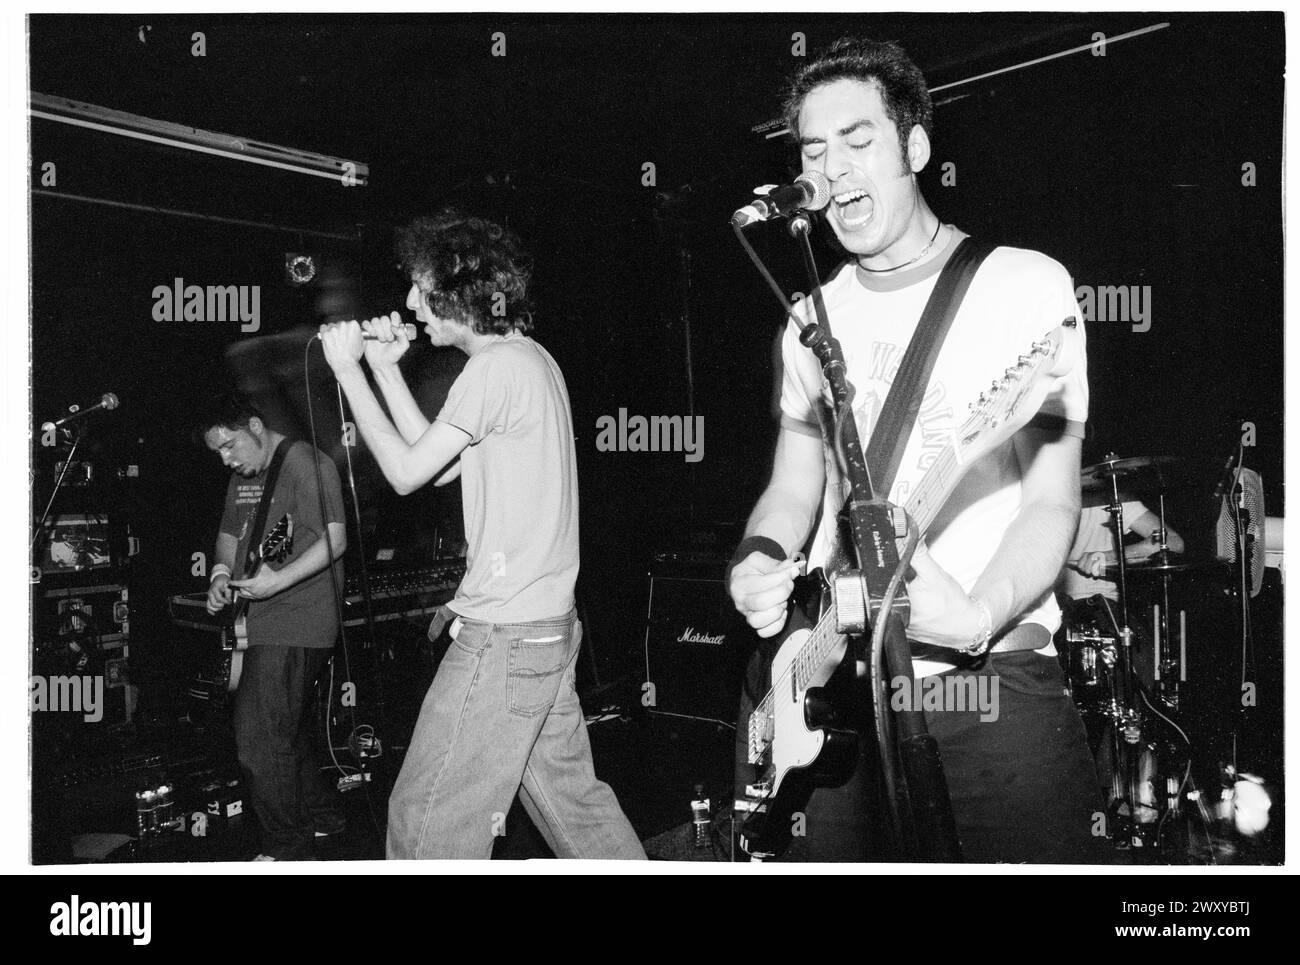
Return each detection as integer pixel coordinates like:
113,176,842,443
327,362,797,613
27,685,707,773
954,321,1077,465
259,514,294,565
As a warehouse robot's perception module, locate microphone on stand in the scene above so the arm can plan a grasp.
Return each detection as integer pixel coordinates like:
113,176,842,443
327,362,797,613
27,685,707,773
730,171,832,228
40,393,120,433
1210,451,1240,501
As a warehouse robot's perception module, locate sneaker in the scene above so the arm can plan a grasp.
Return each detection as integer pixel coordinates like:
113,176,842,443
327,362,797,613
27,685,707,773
251,854,277,861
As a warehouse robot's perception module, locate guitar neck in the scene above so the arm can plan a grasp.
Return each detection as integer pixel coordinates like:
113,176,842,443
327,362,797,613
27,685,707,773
899,415,975,535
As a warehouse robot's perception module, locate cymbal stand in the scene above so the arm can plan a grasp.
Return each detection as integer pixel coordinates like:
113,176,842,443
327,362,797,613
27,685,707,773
1151,490,1182,708
1101,454,1146,846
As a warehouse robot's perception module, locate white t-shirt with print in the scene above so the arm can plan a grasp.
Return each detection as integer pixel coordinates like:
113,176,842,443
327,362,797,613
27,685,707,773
780,228,1089,676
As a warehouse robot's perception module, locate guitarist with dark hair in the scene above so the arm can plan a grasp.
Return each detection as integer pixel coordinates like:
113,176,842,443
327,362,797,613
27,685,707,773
201,394,348,861
728,38,1102,863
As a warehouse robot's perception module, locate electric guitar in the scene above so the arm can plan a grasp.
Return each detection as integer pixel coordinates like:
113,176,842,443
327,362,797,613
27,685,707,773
220,513,294,693
738,322,1078,858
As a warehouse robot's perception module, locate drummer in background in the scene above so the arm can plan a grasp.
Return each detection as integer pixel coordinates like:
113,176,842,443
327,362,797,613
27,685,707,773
1060,500,1185,697
1062,502,1185,602
1061,501,1186,824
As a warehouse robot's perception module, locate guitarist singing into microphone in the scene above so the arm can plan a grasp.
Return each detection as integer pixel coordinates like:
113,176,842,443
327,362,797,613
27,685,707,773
201,393,348,861
728,38,1104,863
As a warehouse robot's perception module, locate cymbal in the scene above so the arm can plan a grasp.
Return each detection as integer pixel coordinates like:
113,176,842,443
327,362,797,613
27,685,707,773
1082,455,1179,484
1080,455,1193,506
1105,555,1227,579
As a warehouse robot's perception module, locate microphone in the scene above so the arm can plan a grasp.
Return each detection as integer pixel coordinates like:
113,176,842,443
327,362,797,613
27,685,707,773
41,393,120,433
313,321,418,342
1211,451,1240,500
363,323,418,341
731,171,832,228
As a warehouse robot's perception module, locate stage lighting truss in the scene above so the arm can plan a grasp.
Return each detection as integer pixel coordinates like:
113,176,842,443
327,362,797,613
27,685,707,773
31,92,370,186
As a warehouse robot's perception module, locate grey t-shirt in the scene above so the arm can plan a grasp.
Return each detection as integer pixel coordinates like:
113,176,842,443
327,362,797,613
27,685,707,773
436,335,579,622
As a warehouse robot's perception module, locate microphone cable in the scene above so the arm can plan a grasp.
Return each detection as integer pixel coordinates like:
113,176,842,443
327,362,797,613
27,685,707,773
302,334,387,838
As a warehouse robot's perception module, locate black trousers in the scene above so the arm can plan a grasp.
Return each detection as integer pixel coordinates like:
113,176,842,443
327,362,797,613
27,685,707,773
232,645,344,859
737,646,1107,863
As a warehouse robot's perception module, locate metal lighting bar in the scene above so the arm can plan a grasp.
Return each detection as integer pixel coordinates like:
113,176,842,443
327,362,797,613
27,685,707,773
30,189,359,241
30,92,369,185
928,22,1169,94
760,21,1171,139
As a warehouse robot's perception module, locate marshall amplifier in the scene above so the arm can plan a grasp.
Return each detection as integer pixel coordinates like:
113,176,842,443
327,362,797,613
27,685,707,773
642,566,757,724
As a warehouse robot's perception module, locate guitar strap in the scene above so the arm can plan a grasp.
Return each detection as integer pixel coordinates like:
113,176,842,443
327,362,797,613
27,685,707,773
865,237,996,498
237,438,289,581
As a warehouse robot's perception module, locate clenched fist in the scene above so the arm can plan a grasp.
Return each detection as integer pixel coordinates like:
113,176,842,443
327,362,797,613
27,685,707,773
728,552,803,639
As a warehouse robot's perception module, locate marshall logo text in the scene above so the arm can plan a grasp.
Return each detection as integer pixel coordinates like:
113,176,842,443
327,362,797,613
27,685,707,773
677,627,725,646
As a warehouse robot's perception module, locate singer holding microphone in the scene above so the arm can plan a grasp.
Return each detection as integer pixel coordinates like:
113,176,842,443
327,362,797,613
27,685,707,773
317,211,643,860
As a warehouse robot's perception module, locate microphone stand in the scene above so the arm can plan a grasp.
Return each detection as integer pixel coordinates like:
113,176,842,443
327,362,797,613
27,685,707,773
1101,456,1144,846
785,212,961,862
1230,476,1254,772
31,423,86,557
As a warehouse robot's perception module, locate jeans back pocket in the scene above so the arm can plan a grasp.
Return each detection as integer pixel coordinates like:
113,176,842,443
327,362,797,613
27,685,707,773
506,626,572,718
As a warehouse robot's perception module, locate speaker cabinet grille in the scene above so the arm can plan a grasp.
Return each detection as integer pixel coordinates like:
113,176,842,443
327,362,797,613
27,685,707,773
642,574,755,723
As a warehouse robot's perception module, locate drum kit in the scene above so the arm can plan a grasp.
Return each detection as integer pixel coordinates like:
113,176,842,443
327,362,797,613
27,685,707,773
1061,452,1236,853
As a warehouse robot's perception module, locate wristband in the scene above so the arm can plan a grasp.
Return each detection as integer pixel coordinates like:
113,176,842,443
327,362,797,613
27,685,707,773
960,595,994,657
725,536,787,584
210,564,232,582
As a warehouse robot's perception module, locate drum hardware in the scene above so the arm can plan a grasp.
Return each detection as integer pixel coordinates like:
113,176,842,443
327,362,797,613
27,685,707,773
1073,452,1214,851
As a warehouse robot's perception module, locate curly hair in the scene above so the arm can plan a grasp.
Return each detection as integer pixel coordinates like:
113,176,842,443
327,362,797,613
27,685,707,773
395,211,534,336
782,37,933,171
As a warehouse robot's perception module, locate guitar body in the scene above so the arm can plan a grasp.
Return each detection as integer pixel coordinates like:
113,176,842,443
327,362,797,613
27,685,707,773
739,573,860,858
225,616,250,693
213,514,292,698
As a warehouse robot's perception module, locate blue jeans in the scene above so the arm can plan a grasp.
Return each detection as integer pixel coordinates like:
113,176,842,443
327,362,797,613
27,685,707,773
386,609,645,859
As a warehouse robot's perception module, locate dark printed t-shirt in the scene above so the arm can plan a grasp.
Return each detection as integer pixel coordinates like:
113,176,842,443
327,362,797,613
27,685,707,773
219,440,345,648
